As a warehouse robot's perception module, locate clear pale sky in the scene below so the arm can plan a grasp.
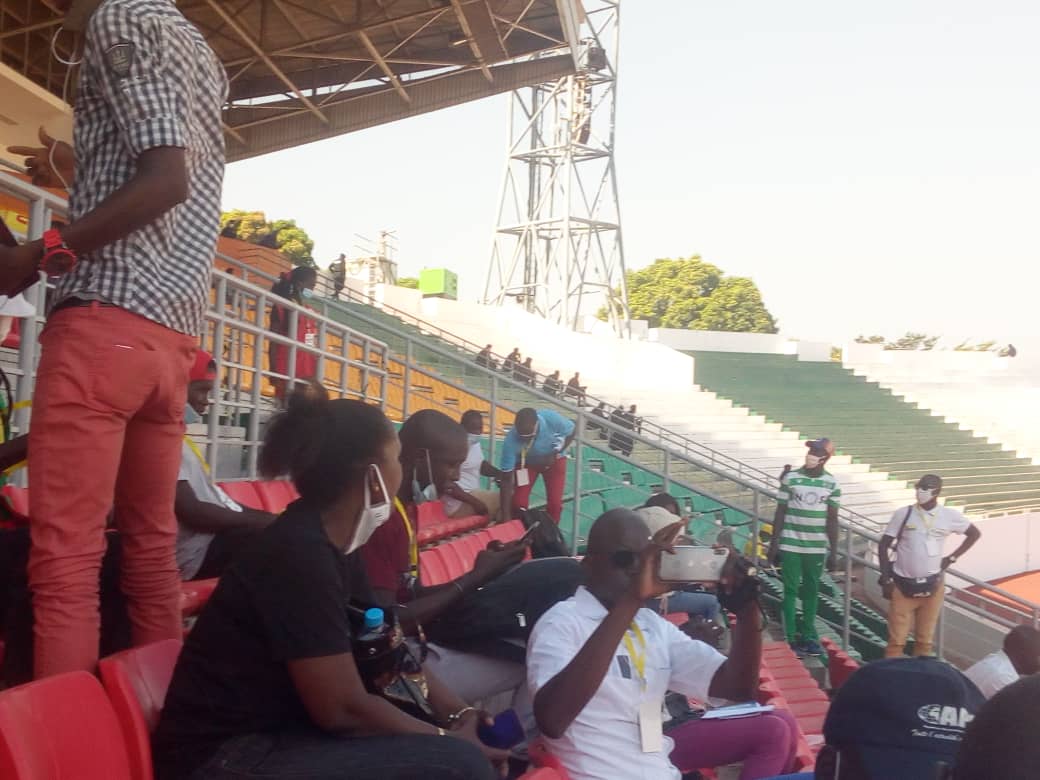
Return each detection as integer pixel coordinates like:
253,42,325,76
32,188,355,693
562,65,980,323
222,0,1040,350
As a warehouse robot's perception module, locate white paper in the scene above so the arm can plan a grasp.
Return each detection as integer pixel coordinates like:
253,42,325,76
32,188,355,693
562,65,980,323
701,702,775,720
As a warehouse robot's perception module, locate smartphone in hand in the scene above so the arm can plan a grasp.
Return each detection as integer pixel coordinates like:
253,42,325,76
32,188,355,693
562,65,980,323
659,546,728,583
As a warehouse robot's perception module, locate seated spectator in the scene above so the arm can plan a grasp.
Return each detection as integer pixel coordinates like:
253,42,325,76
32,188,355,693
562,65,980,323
528,508,798,780
952,674,1040,779
517,356,536,386
442,410,504,520
565,372,587,405
542,370,563,397
498,407,575,524
635,504,720,623
362,409,529,706
176,350,275,581
770,657,985,780
475,344,497,370
963,625,1040,699
609,403,634,457
502,347,521,376
589,401,609,439
629,403,643,433
154,390,504,780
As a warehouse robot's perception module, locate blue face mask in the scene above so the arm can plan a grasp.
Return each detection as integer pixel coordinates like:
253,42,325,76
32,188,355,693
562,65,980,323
184,405,202,425
411,449,438,504
301,288,315,300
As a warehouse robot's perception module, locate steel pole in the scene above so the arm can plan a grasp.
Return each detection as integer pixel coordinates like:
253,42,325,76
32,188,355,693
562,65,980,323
571,410,584,555
842,525,853,652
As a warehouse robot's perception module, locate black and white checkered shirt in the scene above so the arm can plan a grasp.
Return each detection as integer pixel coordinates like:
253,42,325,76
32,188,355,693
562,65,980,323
58,0,227,336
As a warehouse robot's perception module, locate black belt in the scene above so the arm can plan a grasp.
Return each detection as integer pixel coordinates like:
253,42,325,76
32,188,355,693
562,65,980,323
52,298,118,314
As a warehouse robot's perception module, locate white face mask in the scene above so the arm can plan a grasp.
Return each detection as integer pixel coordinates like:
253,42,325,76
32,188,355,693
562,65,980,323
184,405,202,425
917,488,936,506
412,449,438,504
347,464,391,554
467,433,481,446
805,454,824,469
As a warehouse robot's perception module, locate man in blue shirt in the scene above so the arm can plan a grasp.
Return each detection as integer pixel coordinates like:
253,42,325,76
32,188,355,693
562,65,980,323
499,408,575,524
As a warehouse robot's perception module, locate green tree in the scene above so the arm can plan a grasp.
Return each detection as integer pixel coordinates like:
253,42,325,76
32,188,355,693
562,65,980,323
397,277,419,289
220,210,315,266
600,256,777,333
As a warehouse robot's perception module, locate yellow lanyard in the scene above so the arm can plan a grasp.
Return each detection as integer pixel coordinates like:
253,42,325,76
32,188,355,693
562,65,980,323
394,497,419,574
915,505,936,532
184,436,210,475
520,444,530,470
622,621,648,690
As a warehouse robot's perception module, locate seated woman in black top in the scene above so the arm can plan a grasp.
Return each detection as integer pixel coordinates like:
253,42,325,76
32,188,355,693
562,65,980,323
153,392,503,780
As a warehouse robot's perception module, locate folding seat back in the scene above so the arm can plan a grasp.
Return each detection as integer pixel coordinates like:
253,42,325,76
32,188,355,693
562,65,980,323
253,480,296,514
0,671,133,779
216,481,263,510
98,640,183,780
419,548,450,587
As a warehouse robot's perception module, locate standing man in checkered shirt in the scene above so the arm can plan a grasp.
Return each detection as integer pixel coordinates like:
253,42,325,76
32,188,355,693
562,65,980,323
2,0,226,678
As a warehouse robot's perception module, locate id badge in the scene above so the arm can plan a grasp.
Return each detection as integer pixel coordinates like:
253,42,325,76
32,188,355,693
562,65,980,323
304,332,316,347
638,699,663,753
515,468,530,488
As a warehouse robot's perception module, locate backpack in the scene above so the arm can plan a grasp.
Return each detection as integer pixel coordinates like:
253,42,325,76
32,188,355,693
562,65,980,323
425,556,583,662
522,508,570,559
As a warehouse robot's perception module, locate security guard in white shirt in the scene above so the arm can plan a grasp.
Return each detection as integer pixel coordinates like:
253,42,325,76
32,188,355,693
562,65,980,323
879,474,981,658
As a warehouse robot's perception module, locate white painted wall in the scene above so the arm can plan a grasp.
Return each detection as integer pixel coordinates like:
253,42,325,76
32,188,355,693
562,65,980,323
649,329,795,354
941,511,1040,583
648,329,833,362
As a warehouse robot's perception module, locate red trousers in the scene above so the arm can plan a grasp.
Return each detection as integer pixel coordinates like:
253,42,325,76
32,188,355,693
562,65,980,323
27,304,194,678
510,456,568,524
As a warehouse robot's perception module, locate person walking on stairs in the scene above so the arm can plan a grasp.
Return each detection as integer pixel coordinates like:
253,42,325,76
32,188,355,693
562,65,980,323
767,438,840,658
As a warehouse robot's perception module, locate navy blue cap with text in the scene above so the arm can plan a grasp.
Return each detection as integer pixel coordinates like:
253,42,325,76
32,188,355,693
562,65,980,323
823,657,985,779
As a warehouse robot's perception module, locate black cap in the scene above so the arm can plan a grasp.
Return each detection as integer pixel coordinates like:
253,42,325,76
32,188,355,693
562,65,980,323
824,658,985,779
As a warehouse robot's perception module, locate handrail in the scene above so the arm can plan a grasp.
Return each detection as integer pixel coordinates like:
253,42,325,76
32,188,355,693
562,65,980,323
6,175,1036,659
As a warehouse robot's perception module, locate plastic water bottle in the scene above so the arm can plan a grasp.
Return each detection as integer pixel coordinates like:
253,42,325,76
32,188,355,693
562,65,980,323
358,607,387,646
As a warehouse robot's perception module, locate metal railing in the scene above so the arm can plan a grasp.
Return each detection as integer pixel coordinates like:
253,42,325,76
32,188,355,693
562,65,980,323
0,173,390,479
4,173,1037,664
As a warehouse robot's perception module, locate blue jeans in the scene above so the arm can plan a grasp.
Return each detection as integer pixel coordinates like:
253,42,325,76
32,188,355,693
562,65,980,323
648,590,720,621
181,730,496,780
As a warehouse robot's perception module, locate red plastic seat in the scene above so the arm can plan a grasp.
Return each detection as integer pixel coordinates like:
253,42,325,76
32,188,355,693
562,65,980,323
440,541,470,578
488,520,525,544
0,671,134,779
180,578,219,616
419,548,450,587
98,640,183,780
830,656,860,690
217,481,263,510
529,738,572,778
519,771,567,780
2,485,29,518
253,480,296,514
417,500,449,528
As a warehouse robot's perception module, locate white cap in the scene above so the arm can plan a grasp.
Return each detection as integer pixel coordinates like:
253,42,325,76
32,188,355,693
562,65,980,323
635,505,683,536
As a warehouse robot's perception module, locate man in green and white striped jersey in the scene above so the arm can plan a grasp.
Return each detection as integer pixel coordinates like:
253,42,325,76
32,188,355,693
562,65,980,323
767,438,840,658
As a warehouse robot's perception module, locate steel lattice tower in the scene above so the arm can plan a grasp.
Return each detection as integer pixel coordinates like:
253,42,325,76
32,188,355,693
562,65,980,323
484,0,630,334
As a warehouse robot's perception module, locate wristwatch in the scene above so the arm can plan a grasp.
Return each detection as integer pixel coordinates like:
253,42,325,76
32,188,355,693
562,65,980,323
947,555,958,565
40,229,77,276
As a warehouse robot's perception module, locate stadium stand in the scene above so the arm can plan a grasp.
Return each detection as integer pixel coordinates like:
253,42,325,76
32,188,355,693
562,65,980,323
691,351,1040,516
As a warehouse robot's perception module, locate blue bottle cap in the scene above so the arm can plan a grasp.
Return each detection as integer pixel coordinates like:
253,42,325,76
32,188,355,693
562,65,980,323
363,607,384,630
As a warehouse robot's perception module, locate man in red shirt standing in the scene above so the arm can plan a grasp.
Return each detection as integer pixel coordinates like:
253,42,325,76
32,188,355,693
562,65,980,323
3,0,226,677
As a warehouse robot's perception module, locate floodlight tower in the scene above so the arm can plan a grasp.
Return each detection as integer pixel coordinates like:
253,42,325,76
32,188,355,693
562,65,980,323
484,0,630,334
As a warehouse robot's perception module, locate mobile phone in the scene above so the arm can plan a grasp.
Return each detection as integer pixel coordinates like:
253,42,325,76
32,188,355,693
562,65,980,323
658,545,728,583
519,519,542,544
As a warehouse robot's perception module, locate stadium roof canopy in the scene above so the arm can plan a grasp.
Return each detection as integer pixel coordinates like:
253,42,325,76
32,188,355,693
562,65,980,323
0,0,581,161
